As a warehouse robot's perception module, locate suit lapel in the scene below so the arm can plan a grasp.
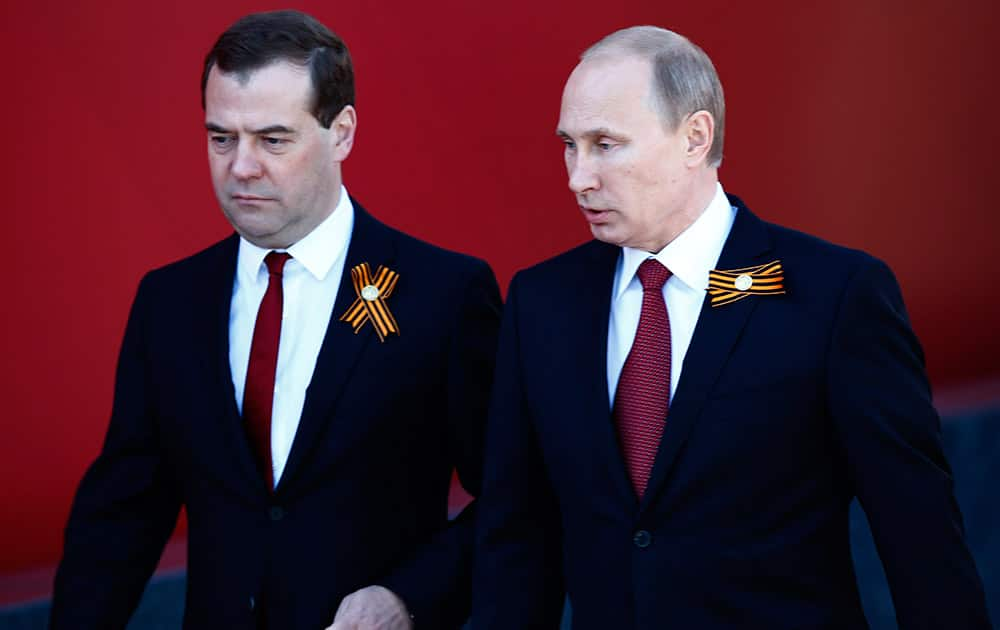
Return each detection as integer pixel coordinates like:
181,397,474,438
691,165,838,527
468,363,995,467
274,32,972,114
193,235,268,496
276,202,395,494
639,198,774,513
565,241,638,507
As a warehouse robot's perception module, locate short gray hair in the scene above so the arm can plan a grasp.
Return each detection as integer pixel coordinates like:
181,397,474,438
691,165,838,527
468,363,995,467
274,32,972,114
583,26,725,168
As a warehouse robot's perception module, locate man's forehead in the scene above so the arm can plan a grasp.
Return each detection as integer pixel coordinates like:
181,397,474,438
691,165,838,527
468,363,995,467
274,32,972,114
559,54,660,131
226,68,255,88
205,61,314,123
207,60,312,99
567,53,652,94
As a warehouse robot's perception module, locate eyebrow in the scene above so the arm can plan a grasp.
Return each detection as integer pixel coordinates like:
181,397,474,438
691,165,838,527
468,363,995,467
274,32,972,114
205,123,296,135
556,127,625,140
252,125,295,135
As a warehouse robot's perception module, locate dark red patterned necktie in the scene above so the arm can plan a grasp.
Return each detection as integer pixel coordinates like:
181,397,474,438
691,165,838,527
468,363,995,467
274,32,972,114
613,258,672,497
243,251,291,491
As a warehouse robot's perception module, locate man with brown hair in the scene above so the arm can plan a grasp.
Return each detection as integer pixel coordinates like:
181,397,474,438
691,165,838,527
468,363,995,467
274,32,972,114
52,10,500,629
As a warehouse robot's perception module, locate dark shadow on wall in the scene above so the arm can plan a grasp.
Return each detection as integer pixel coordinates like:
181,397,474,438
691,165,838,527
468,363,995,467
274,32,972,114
0,571,186,629
850,406,1000,628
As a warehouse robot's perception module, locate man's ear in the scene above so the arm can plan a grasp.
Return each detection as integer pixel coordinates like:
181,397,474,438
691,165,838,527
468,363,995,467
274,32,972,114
329,105,357,161
683,110,714,167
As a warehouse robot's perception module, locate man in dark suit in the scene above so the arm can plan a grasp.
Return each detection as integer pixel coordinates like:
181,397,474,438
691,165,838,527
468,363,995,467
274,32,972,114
473,26,991,629
51,10,500,630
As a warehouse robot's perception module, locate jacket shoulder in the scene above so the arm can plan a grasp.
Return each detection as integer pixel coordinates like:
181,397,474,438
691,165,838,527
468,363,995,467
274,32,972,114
759,220,899,304
726,193,882,275
380,219,491,276
765,221,880,270
138,234,238,288
147,234,236,274
348,197,491,279
510,239,616,287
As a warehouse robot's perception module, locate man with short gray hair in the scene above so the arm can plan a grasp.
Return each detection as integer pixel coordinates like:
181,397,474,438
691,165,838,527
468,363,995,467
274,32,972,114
473,26,990,629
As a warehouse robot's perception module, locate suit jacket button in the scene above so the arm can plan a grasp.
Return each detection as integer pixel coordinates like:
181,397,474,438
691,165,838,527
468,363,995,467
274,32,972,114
270,506,285,521
633,530,652,548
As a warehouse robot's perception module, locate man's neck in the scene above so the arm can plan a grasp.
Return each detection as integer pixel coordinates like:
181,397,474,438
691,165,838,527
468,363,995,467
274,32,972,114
643,169,719,253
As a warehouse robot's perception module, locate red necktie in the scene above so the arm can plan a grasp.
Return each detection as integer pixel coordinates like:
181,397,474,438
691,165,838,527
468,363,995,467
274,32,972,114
243,251,291,491
613,258,672,497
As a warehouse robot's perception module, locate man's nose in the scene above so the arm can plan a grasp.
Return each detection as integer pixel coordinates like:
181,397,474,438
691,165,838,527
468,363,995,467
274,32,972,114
567,155,599,194
231,143,263,180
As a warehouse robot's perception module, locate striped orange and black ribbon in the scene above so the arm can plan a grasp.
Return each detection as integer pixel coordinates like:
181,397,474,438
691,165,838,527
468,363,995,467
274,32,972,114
339,263,400,342
707,260,785,307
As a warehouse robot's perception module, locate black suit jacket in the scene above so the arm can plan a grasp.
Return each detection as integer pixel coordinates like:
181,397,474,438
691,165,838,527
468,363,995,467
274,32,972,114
473,195,991,629
52,201,502,629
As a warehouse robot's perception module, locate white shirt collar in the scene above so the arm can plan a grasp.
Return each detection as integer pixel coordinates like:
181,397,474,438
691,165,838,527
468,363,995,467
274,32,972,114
237,185,355,282
615,182,735,300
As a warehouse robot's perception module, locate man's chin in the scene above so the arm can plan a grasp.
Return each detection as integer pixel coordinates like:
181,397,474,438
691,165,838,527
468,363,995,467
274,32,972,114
228,219,286,249
589,224,625,246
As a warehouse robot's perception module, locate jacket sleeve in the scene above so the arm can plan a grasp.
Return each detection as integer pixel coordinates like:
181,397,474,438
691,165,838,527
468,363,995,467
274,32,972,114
50,274,182,629
827,257,992,629
472,272,566,629
378,258,502,628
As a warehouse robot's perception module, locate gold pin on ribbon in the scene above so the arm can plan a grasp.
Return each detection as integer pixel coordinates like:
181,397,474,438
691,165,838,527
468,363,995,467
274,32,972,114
339,263,400,341
708,260,785,307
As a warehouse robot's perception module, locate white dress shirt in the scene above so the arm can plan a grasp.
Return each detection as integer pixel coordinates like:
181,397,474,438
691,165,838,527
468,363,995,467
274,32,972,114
607,182,736,407
230,186,354,487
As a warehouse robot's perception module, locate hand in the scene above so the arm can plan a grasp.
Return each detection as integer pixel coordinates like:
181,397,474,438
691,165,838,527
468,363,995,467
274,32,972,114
326,585,413,630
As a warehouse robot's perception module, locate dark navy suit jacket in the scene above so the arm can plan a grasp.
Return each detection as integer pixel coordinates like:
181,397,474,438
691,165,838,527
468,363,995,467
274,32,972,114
52,202,502,629
474,196,991,629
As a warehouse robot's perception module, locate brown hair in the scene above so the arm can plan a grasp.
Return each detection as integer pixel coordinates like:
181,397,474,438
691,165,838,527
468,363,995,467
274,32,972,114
201,10,354,128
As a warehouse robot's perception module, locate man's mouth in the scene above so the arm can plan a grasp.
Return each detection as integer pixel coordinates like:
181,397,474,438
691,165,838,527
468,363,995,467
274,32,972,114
580,206,611,223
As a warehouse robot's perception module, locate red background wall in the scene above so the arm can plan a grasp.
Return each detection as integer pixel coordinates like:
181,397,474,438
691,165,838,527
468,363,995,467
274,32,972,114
2,0,998,575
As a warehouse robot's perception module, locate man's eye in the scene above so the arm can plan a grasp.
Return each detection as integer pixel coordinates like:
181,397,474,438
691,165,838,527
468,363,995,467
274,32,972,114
563,140,576,150
263,137,286,146
211,135,233,147
597,142,613,151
